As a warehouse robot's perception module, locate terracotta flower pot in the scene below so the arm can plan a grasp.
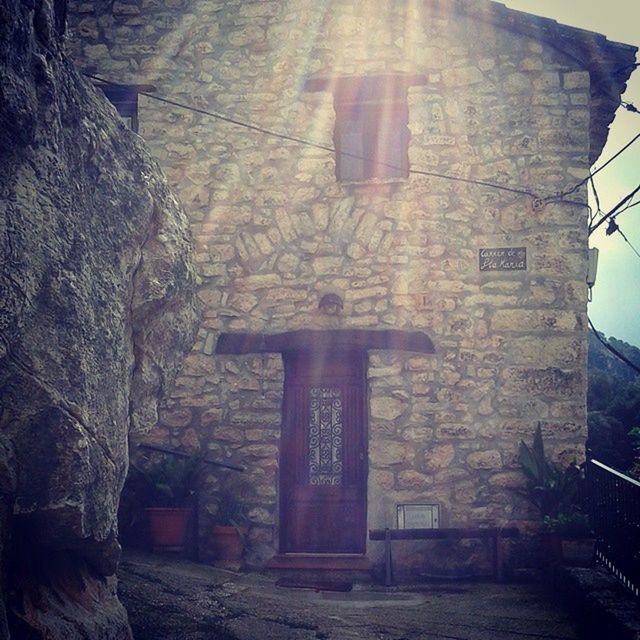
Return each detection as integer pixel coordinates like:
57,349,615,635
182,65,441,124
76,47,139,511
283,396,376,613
540,532,563,564
145,507,191,553
212,524,247,561
561,538,596,566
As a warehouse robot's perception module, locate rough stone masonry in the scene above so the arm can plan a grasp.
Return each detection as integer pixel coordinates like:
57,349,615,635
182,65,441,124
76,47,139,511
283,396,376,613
65,0,636,575
0,0,200,637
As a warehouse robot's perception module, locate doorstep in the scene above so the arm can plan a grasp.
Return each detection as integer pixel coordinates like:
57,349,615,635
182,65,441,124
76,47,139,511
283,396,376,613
266,553,371,572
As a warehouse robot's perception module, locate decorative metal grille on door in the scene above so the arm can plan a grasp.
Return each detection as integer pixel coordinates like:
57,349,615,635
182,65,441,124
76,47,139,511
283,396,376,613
308,387,343,485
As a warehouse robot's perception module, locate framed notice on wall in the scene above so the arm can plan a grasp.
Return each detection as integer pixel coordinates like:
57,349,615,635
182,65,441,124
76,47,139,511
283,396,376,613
478,246,527,272
396,503,440,529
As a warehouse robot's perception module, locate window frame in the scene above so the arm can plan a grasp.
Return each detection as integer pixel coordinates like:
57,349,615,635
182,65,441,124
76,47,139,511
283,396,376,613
305,74,426,184
334,94,410,182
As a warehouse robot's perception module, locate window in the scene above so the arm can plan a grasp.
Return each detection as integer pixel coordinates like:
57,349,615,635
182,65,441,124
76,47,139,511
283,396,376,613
334,78,408,181
93,82,156,133
306,74,425,183
308,387,343,486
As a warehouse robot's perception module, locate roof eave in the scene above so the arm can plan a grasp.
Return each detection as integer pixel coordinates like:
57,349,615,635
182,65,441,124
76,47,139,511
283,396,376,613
426,0,638,165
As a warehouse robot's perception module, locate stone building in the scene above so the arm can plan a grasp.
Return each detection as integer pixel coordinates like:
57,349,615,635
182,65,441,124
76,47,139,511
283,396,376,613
67,0,635,575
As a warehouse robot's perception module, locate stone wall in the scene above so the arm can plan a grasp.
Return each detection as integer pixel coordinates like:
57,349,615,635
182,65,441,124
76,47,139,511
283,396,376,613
65,0,633,572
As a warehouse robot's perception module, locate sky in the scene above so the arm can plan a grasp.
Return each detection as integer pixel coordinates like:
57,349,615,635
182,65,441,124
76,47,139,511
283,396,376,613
501,1,640,348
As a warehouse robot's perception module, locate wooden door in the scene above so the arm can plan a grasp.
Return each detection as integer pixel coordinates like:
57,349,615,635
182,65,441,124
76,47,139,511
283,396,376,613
279,349,368,554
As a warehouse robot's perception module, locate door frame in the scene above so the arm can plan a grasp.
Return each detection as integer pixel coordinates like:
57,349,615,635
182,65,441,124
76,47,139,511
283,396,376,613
278,347,369,554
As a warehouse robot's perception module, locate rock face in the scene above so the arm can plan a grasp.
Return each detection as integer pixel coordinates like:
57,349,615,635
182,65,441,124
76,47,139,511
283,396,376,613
0,0,200,637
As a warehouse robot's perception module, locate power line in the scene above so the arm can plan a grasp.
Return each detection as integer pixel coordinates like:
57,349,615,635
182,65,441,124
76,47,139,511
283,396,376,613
589,184,640,236
83,73,640,369
546,131,640,204
619,200,640,215
154,84,543,196
588,316,640,376
605,215,640,260
85,73,638,215
617,227,640,261
84,73,599,205
588,174,602,226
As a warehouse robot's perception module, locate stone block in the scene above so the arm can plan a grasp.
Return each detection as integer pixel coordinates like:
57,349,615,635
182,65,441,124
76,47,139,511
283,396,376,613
502,367,583,398
488,472,524,488
466,450,502,470
158,407,193,428
370,396,406,421
213,426,245,443
401,425,433,442
491,310,582,333
241,444,279,458
434,423,472,439
508,336,584,367
234,274,282,291
442,66,484,86
369,469,395,491
200,408,225,427
397,470,433,490
423,444,455,471
564,71,590,89
370,441,415,466
453,480,480,504
248,507,274,525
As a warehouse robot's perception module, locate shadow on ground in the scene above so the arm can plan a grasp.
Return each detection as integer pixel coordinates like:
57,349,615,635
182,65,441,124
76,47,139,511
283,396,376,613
119,552,578,640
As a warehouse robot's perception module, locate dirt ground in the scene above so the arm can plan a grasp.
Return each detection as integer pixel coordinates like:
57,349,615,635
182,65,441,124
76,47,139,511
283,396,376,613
118,552,579,640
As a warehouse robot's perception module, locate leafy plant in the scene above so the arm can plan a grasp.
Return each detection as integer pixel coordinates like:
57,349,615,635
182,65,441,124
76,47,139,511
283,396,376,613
209,478,253,528
129,451,204,508
587,335,640,475
542,512,592,538
518,424,580,520
212,490,246,528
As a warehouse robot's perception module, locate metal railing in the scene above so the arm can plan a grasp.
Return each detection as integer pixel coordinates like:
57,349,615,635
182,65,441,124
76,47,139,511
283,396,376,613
586,458,640,597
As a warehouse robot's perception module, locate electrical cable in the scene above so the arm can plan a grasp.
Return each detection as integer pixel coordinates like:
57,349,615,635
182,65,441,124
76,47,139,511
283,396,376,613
153,83,544,197
85,73,637,216
589,184,640,236
616,227,640,260
619,200,640,214
546,131,640,203
83,73,640,370
588,316,640,376
588,174,603,226
83,73,594,204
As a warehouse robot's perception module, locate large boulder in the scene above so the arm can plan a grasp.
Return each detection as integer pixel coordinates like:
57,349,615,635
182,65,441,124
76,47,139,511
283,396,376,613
0,0,201,637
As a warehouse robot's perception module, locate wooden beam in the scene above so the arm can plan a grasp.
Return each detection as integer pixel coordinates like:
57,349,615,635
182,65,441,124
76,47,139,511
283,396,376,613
216,329,435,355
369,527,519,540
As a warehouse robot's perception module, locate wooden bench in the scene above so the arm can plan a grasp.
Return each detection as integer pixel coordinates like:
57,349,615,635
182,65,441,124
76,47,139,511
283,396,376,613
369,527,519,586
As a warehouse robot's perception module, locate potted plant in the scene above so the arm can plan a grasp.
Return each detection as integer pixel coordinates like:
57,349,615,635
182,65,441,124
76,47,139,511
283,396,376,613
209,481,251,563
518,425,594,564
542,512,595,566
518,425,580,520
125,451,203,553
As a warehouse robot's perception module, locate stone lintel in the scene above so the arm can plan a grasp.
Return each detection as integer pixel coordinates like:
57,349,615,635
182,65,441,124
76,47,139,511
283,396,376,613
216,329,436,355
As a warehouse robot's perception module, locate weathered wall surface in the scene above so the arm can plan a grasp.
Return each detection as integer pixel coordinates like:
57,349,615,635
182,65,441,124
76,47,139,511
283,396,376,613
66,0,633,573
0,0,200,636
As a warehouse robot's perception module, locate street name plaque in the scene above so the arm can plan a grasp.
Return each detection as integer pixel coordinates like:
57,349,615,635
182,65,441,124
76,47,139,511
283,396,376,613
479,246,527,272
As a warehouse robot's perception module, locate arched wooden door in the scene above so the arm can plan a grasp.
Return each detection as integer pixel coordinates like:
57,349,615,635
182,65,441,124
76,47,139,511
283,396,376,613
279,349,368,554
